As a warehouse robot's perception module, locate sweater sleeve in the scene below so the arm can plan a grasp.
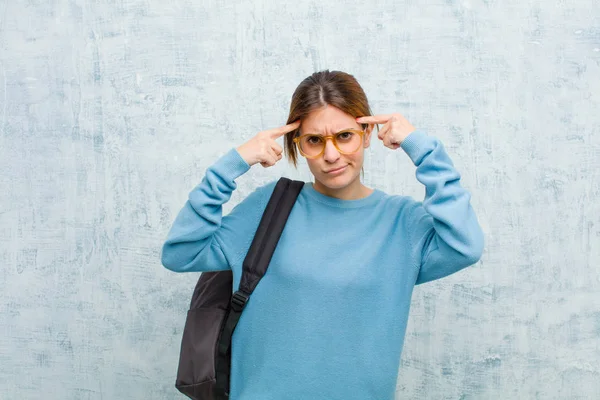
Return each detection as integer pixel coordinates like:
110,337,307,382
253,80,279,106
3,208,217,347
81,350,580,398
400,130,484,285
160,148,273,273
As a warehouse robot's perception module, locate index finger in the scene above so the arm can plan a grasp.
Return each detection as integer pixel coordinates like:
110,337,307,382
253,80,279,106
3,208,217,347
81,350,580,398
355,114,394,124
267,120,301,138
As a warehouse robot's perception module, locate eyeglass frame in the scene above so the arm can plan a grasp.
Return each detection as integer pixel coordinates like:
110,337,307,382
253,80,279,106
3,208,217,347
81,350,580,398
292,128,367,159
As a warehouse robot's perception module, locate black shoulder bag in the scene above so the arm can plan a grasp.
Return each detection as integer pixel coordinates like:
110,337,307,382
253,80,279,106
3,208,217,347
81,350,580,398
175,177,304,399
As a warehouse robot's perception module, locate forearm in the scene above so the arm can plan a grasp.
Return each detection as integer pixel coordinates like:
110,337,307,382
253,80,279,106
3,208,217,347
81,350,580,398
402,130,484,284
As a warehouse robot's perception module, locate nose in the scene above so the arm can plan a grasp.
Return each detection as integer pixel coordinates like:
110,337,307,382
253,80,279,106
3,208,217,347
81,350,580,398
323,138,340,163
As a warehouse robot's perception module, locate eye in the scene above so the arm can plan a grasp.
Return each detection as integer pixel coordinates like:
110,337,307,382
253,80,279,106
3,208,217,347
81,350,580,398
336,131,355,141
306,135,323,145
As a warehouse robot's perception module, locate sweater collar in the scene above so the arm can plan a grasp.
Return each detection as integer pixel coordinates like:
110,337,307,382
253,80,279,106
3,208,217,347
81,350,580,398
303,182,384,209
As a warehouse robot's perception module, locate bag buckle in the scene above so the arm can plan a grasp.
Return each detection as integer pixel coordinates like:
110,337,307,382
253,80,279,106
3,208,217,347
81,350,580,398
231,291,249,312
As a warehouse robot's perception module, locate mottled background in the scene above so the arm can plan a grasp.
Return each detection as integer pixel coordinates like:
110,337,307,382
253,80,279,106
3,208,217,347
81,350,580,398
1,0,599,399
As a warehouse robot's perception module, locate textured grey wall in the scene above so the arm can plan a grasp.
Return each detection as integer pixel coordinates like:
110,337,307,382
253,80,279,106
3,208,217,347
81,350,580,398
1,0,599,399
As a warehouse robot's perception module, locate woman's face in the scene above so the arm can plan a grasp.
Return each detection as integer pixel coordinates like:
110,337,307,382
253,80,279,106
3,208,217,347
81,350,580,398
299,104,373,197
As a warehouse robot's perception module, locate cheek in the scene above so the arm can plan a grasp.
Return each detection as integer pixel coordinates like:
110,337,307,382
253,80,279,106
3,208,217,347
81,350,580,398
306,159,321,173
347,151,364,166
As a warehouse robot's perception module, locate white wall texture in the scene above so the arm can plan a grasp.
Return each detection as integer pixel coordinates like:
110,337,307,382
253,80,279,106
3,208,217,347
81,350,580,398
0,0,599,399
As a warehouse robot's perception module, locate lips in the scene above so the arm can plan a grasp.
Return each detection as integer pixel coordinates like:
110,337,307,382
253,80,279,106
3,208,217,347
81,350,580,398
325,165,347,173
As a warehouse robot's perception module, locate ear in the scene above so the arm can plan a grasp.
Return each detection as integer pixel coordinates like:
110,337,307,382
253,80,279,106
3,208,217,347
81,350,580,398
363,124,374,148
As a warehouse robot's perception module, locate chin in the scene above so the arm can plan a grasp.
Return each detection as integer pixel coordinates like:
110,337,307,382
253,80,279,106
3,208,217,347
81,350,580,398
317,171,359,190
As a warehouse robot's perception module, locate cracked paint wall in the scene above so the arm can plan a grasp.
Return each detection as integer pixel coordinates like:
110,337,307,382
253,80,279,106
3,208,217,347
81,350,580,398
0,0,599,399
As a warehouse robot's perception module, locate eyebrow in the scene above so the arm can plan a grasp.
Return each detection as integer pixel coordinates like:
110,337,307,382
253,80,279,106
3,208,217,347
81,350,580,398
301,127,358,136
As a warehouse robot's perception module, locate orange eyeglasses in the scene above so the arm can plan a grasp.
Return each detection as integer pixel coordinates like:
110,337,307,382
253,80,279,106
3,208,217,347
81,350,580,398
293,129,366,159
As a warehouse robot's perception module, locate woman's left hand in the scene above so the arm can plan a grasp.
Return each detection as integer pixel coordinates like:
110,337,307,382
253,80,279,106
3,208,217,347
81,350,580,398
356,113,416,150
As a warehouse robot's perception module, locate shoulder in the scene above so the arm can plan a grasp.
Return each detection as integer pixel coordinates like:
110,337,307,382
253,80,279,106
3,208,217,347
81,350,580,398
252,177,304,198
253,178,290,201
230,178,285,214
375,190,430,234
377,190,420,214
234,179,277,207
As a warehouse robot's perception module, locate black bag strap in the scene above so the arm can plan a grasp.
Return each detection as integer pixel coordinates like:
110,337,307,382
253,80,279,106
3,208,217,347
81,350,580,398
215,177,304,398
239,178,304,294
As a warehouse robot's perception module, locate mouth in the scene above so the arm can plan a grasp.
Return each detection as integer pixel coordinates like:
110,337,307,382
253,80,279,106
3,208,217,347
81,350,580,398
324,165,348,174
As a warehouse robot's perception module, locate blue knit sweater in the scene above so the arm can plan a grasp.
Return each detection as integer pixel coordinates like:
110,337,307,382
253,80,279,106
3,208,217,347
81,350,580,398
161,129,484,400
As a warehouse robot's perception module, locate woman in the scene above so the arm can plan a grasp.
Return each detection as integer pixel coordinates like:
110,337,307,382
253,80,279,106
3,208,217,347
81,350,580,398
161,70,484,400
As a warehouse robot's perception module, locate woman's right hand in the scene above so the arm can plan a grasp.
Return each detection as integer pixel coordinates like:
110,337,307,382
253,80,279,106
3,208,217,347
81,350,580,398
236,120,301,168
